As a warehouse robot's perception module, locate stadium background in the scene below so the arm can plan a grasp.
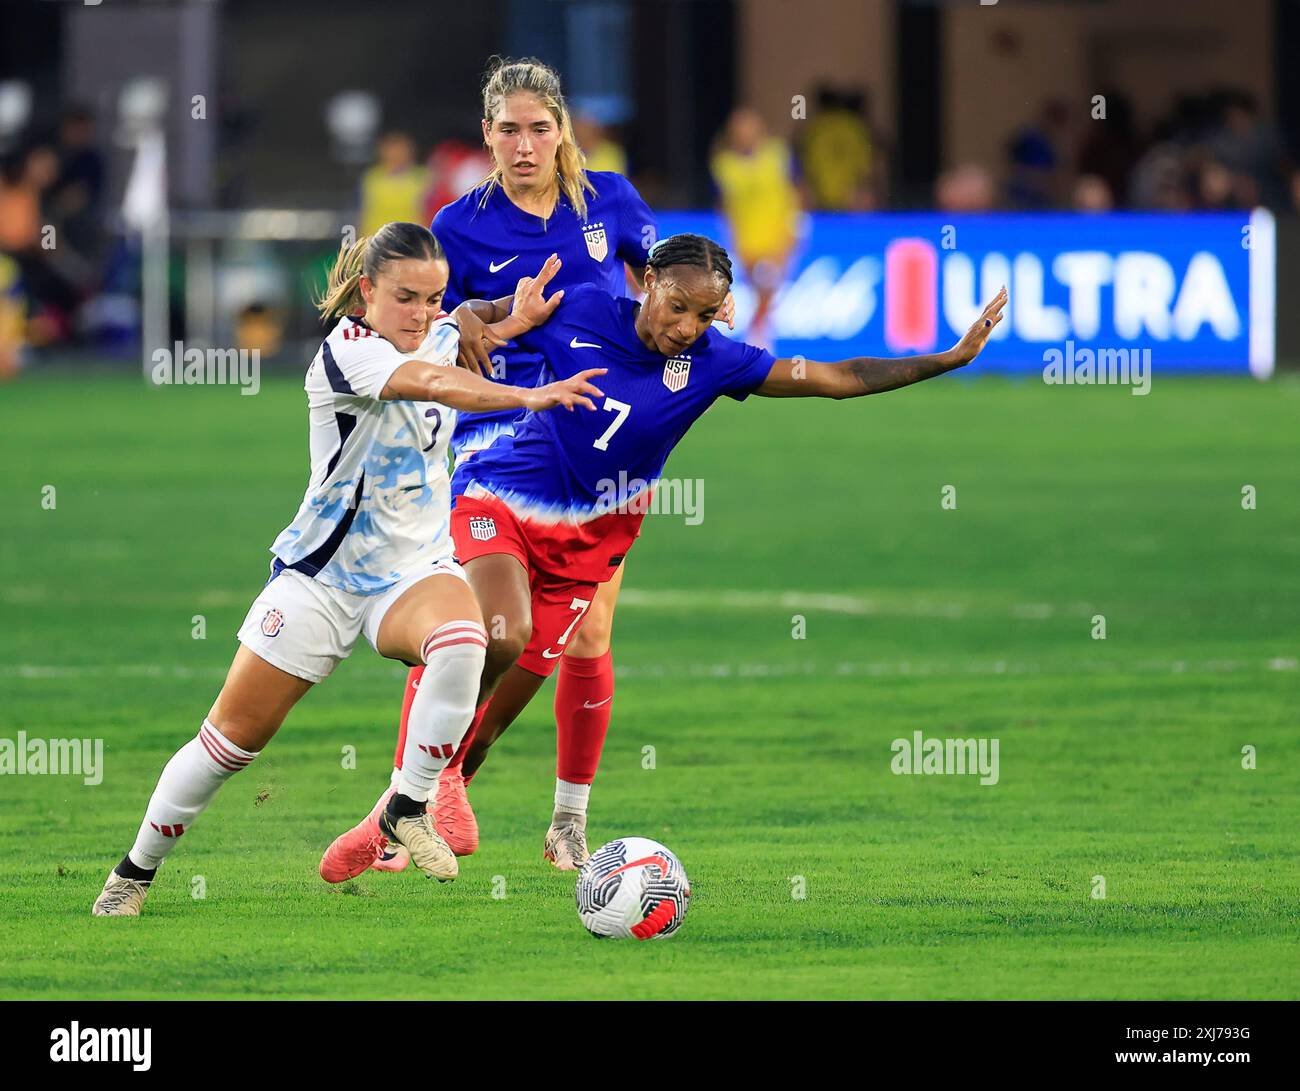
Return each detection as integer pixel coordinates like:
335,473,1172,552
1,0,1297,1001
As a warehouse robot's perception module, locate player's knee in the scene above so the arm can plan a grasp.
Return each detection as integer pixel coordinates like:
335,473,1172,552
567,620,611,658
483,624,529,686
567,600,613,657
204,711,272,754
420,619,487,686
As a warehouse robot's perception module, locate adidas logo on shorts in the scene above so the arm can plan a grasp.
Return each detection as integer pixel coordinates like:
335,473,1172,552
469,516,497,541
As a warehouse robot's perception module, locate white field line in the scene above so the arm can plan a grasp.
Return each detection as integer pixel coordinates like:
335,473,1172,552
616,588,1096,620
0,586,1091,618
2,657,1295,683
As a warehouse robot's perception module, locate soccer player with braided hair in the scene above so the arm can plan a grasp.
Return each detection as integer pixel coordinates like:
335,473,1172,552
320,232,1006,877
349,56,732,874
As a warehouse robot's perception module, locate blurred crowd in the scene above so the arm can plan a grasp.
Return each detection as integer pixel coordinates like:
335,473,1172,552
2,82,1297,375
938,87,1298,214
0,106,107,375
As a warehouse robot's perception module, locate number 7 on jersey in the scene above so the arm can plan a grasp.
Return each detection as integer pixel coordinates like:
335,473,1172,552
593,397,631,451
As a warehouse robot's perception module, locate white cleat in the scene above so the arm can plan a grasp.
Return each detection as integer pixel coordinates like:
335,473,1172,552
543,812,589,871
92,871,151,917
379,810,458,882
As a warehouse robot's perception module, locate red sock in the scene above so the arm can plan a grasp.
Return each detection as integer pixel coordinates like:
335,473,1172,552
452,700,489,781
555,650,614,784
392,666,424,770
394,665,488,779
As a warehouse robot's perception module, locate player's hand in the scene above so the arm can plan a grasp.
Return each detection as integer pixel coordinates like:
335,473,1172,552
948,287,1007,366
524,367,606,413
511,254,565,330
720,291,736,331
452,305,508,377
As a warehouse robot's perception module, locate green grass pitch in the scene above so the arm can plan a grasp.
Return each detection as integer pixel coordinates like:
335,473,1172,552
1,371,1297,999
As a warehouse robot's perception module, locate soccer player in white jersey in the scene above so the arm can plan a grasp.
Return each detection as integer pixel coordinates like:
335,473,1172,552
91,223,604,916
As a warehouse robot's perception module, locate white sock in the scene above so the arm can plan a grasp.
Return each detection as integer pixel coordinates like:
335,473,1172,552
396,620,486,803
555,779,590,816
127,720,257,870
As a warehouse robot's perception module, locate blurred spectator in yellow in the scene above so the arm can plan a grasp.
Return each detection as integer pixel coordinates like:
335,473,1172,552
360,131,428,236
935,163,996,212
573,113,628,176
0,145,77,344
800,85,876,210
710,107,801,348
423,135,493,221
0,253,22,380
235,302,285,357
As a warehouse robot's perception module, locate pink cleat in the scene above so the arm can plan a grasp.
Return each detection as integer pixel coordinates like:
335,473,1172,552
432,765,479,857
371,843,409,872
319,788,394,883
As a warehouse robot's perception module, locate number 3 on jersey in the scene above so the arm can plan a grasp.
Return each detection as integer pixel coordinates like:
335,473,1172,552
594,397,631,451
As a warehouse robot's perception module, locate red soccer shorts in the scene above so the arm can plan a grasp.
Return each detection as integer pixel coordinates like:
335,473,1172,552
451,493,630,677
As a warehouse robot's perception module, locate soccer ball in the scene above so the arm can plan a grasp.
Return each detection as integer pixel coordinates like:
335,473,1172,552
575,837,690,939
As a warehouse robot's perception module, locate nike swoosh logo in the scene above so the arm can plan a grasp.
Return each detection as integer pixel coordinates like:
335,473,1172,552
583,697,612,709
569,337,601,349
541,648,562,659
489,256,520,273
598,855,672,885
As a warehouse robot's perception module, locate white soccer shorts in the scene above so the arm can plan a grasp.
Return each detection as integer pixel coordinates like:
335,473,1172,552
236,559,469,683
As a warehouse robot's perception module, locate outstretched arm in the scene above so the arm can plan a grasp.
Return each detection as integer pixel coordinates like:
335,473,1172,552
756,287,1007,399
380,360,604,413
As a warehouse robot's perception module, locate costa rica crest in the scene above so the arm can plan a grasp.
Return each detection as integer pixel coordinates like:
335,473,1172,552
662,355,691,393
582,221,608,262
261,608,285,637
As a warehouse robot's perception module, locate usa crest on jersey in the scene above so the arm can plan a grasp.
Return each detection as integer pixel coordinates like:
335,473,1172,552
662,356,691,393
583,222,608,262
469,516,497,541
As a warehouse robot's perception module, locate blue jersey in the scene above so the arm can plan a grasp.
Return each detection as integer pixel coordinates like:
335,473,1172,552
450,285,775,580
431,171,656,457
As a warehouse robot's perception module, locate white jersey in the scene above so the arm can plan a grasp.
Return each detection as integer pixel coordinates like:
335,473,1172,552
268,314,461,595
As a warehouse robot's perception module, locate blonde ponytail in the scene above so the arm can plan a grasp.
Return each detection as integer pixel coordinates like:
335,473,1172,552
316,236,370,319
479,56,597,221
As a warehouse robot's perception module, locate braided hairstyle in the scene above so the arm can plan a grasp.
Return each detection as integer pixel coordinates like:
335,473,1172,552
646,233,734,291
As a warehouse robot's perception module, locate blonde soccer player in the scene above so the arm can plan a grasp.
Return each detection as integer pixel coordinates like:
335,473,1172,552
92,223,602,915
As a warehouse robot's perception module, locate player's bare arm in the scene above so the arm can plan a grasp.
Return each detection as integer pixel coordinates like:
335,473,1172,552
452,253,565,374
381,358,605,413
756,287,1008,399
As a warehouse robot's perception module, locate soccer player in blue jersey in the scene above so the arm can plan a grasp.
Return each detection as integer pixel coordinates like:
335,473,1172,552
383,58,733,869
321,233,1006,876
